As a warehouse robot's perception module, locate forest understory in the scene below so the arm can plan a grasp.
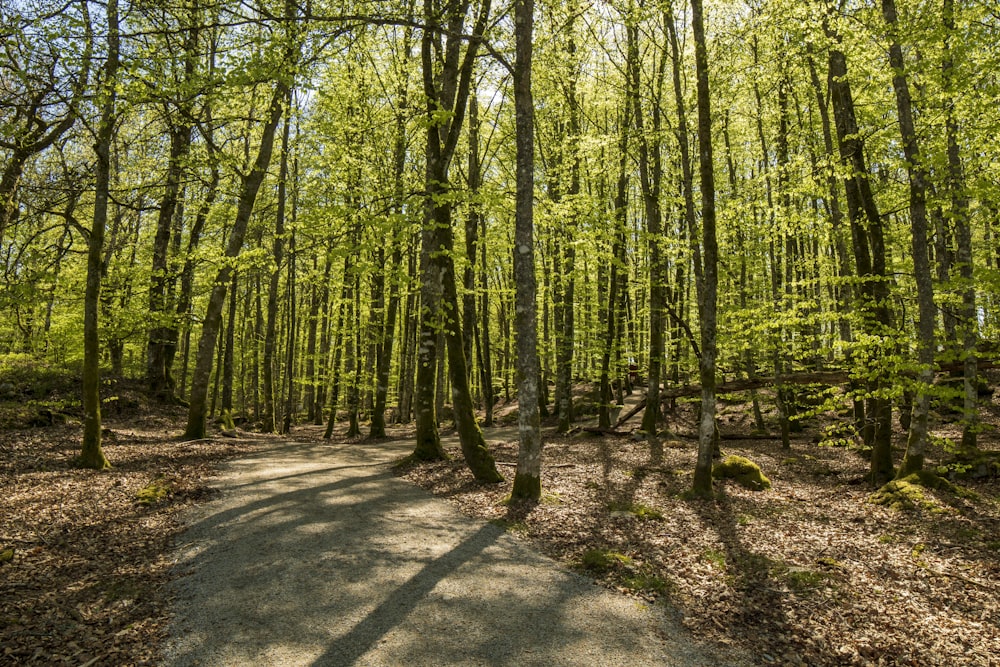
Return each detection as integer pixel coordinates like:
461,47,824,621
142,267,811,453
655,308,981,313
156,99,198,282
1,380,998,666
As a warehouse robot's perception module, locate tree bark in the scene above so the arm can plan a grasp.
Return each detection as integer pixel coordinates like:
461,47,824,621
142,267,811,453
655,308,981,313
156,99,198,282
262,106,293,433
882,0,936,477
689,0,719,498
79,0,118,469
184,80,288,440
510,0,541,500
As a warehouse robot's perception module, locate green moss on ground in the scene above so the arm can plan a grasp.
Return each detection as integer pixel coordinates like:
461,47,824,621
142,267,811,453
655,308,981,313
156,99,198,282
713,455,771,491
579,548,632,573
869,470,975,511
136,478,173,506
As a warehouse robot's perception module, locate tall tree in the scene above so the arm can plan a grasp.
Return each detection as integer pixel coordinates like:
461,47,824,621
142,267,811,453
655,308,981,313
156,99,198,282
510,0,542,500
881,0,935,477
79,0,119,469
689,0,719,498
410,0,502,483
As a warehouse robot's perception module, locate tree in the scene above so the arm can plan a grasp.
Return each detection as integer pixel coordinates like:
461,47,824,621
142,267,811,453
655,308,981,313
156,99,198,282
689,0,719,498
79,0,119,469
509,0,542,501
881,0,935,477
410,0,503,484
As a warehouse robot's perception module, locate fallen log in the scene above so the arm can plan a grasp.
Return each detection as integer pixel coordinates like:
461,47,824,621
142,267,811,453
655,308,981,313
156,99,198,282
614,397,648,428
658,360,999,403
659,370,851,401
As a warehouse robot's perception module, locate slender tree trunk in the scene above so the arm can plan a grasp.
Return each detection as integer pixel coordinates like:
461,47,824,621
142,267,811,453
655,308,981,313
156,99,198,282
941,0,978,452
262,106,293,433
220,270,238,429
690,0,719,498
80,0,119,468
184,80,288,440
323,264,349,439
411,0,496,477
304,259,320,422
882,0,936,477
314,252,333,424
825,13,894,484
510,0,541,499
478,217,495,426
599,106,630,429
630,19,667,435
282,205,297,434
147,125,190,400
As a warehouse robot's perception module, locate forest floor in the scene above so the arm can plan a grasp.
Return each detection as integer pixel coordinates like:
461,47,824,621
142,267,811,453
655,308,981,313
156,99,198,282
400,392,1000,667
0,380,998,666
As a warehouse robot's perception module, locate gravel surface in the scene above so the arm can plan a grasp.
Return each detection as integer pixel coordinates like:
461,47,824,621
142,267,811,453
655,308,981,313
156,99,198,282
163,429,749,666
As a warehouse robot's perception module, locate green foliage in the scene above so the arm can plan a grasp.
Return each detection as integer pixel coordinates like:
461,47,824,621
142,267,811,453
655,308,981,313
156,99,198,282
702,547,726,570
713,455,772,491
778,565,833,593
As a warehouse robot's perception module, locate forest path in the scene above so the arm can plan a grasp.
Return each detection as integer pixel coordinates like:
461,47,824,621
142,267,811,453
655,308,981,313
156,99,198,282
163,426,746,667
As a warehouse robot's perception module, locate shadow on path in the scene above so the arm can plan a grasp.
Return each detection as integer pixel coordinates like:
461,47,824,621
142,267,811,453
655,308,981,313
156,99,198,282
164,434,747,667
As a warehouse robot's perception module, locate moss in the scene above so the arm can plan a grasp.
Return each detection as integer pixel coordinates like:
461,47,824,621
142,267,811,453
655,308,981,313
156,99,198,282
0,549,13,564
713,455,771,491
781,566,830,592
607,501,664,521
622,573,669,593
702,547,726,570
816,556,843,570
136,478,172,506
580,549,632,573
870,471,975,511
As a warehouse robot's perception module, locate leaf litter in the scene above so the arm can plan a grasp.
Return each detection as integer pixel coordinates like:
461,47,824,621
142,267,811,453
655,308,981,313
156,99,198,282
399,397,1000,667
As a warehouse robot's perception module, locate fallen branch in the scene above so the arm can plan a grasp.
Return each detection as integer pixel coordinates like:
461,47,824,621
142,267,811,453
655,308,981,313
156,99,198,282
582,426,631,436
658,360,999,403
614,397,647,428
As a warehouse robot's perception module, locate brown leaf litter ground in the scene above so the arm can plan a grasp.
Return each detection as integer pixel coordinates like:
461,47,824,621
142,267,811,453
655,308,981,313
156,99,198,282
1,386,998,666
0,405,266,666
399,395,1000,667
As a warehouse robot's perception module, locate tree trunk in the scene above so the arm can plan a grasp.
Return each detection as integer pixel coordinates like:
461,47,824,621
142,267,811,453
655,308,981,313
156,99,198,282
882,0,936,477
825,12,895,485
323,264,349,439
510,0,541,499
941,0,978,453
262,107,293,433
79,0,119,469
282,201,297,434
411,0,495,472
690,0,719,498
146,124,190,400
184,80,288,440
220,270,238,429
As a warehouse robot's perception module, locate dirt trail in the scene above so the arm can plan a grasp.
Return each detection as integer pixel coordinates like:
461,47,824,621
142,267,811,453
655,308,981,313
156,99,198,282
164,427,748,666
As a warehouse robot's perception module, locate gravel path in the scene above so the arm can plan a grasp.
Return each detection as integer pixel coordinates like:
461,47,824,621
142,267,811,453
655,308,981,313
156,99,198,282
163,429,748,666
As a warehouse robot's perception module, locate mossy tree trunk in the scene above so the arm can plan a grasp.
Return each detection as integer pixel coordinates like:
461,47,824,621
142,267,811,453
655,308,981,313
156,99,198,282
690,0,719,499
411,0,492,464
80,0,118,470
